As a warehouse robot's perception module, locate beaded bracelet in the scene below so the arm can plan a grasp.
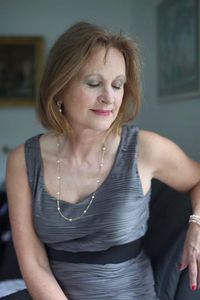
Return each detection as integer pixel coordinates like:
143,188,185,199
189,214,200,226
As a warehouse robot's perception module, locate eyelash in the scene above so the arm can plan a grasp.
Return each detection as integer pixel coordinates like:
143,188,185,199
113,86,122,90
88,83,99,88
87,83,123,90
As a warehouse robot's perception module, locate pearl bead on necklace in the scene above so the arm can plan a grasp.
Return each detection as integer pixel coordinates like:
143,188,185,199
56,136,106,222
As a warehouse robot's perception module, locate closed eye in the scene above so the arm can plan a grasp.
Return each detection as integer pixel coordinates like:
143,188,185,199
112,85,122,90
87,82,100,88
112,79,125,90
112,82,125,90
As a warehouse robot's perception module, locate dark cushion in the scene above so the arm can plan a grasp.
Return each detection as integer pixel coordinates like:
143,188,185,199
144,180,200,300
0,289,32,300
144,180,192,261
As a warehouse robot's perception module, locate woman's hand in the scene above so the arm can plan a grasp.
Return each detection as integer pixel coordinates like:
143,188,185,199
180,223,200,291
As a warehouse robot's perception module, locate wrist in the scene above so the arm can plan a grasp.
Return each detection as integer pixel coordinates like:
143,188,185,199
189,214,200,226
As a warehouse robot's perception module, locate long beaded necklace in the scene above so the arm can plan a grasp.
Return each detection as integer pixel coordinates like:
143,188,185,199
56,135,106,222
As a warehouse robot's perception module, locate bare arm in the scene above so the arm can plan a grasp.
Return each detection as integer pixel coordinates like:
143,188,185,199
138,130,200,193
6,145,68,300
138,130,200,290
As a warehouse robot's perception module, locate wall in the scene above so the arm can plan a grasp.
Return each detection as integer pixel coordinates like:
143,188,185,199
0,0,135,183
0,0,199,184
134,0,200,163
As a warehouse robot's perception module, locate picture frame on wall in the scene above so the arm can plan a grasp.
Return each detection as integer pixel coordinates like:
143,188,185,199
0,36,44,106
157,0,200,101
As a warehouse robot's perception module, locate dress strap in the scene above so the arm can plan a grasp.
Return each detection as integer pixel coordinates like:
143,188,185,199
24,134,42,194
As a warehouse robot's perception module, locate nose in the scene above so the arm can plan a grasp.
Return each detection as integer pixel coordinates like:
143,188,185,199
97,87,113,105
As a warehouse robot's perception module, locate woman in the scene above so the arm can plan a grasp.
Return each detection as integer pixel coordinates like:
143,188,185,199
6,22,200,299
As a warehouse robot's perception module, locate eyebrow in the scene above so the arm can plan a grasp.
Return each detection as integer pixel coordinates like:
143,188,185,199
84,73,127,81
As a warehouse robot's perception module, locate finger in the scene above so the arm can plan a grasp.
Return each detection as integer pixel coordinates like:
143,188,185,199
179,262,188,271
179,250,189,271
189,256,198,291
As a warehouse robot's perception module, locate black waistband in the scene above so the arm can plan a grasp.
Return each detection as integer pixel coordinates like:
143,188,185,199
45,237,143,265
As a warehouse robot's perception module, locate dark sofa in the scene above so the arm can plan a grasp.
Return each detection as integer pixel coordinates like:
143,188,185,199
1,180,200,299
144,179,200,299
0,190,21,282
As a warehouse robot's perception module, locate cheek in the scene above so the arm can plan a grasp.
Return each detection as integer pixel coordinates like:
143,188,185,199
75,86,94,100
64,89,85,108
116,91,124,106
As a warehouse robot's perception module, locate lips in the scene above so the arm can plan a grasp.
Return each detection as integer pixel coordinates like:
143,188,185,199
90,109,112,116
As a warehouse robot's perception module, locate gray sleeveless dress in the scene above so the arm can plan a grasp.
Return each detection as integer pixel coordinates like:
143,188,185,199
24,124,158,300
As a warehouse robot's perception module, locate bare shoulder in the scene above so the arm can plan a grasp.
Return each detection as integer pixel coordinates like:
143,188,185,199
138,129,183,161
6,133,53,173
139,129,173,148
138,130,166,163
138,130,157,152
7,133,56,176
137,130,165,182
6,144,29,196
138,130,200,191
6,144,26,172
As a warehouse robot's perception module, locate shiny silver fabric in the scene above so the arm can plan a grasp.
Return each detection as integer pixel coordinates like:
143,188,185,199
24,124,158,300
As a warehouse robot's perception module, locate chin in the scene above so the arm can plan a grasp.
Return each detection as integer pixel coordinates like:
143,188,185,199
89,120,114,132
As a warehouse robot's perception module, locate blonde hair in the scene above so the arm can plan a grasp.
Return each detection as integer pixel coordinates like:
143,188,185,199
37,21,141,134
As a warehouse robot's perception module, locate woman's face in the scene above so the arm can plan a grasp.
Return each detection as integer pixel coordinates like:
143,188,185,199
61,47,126,133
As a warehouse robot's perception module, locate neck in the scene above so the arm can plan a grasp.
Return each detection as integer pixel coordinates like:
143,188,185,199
59,129,110,165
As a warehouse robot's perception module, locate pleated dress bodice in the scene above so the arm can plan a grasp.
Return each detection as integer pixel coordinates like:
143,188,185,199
24,124,158,300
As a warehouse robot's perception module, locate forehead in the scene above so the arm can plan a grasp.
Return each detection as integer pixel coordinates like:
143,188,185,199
79,47,126,76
